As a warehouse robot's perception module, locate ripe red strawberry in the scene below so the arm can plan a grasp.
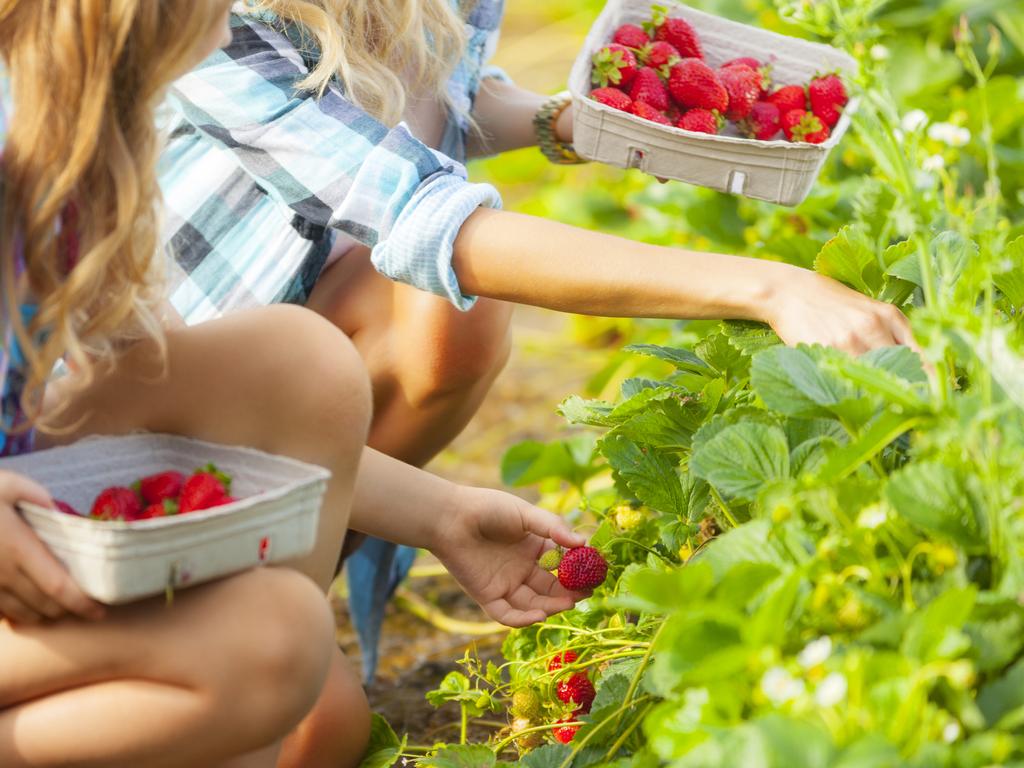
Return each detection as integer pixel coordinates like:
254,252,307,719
629,67,669,111
677,108,721,134
631,101,672,125
590,87,632,112
668,59,728,113
723,56,762,70
742,101,781,140
556,673,597,713
647,7,703,59
179,465,232,514
591,44,638,88
135,470,185,505
54,500,81,516
553,717,581,744
138,499,180,520
611,23,649,50
548,650,579,673
808,73,848,128
557,546,609,591
639,41,680,77
781,109,830,144
719,64,762,120
91,486,143,521
767,85,807,115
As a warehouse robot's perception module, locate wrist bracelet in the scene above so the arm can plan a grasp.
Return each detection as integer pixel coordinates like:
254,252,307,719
533,91,586,166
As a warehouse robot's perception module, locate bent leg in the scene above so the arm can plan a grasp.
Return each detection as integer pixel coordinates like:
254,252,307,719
0,568,334,768
307,246,513,468
46,305,373,590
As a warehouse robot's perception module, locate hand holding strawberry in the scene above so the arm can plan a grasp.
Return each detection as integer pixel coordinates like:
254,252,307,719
429,487,588,627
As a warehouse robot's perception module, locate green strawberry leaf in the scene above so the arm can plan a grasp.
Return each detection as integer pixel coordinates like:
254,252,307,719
418,746,498,768
600,434,688,516
690,423,790,501
886,461,988,549
357,714,405,768
750,346,860,421
814,225,880,296
626,344,712,374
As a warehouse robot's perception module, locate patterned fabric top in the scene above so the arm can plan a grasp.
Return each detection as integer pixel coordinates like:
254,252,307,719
160,0,508,323
0,66,35,457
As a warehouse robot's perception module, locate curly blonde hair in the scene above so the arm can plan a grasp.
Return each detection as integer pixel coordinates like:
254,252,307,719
252,0,474,126
0,0,230,428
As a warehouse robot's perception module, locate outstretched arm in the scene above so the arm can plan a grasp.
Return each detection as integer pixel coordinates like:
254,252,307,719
467,78,574,156
453,207,915,355
348,449,587,627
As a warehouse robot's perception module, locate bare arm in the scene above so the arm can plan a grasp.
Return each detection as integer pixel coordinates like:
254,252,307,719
453,208,916,355
348,449,588,626
467,78,574,157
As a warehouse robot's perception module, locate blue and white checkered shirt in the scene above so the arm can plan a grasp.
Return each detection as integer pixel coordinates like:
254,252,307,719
160,0,507,322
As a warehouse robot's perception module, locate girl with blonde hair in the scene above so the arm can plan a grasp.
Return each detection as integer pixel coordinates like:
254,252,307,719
1,1,587,765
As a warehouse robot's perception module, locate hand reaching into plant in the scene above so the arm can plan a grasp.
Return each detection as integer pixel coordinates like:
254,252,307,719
430,486,589,627
764,265,919,355
0,471,104,624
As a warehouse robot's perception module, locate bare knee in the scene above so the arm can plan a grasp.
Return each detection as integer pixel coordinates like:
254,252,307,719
396,305,512,409
205,569,335,739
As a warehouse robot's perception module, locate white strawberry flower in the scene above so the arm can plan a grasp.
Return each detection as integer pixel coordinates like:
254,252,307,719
942,721,962,743
760,667,806,705
901,109,929,133
857,504,888,529
797,637,832,669
814,672,848,707
870,44,891,61
922,154,946,173
928,122,971,147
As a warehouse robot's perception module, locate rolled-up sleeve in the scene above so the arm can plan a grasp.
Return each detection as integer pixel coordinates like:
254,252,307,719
167,15,502,310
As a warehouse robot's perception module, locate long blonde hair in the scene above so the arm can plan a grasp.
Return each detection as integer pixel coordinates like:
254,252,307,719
0,0,229,427
251,0,472,126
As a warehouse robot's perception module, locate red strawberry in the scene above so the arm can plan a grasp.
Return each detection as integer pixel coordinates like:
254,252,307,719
629,67,670,111
138,499,180,520
631,101,672,125
639,41,681,77
723,57,772,94
54,500,81,517
556,673,597,713
553,717,581,744
179,465,232,514
91,486,143,521
548,650,579,673
591,44,638,88
767,85,807,115
742,101,781,140
677,108,721,135
611,23,649,50
808,73,848,128
668,59,728,113
557,546,609,591
719,64,762,120
135,470,185,505
781,109,830,144
590,87,632,112
647,7,703,59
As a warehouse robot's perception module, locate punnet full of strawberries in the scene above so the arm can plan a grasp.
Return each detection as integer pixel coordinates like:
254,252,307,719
589,4,848,144
53,464,239,522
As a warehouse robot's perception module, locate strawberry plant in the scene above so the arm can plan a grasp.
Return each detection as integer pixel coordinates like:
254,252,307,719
367,1,1024,766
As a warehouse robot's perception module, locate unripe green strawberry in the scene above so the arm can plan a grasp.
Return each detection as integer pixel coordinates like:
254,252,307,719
512,717,543,751
613,504,645,531
538,548,563,572
511,688,543,721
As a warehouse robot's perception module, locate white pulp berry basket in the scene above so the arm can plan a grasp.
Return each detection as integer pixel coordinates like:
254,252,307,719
0,434,330,604
569,0,858,206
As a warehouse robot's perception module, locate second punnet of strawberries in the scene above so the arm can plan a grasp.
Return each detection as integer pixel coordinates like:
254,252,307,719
556,546,609,591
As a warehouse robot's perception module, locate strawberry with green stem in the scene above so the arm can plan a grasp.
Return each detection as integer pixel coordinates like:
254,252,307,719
809,72,848,128
646,5,703,59
611,22,649,50
781,109,830,144
591,44,638,88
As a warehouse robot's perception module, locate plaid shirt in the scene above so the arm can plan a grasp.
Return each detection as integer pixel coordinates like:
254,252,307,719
161,0,507,323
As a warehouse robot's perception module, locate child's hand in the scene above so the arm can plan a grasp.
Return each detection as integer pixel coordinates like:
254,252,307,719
0,471,104,624
431,486,587,627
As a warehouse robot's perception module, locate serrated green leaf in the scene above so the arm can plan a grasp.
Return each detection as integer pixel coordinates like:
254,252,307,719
751,346,858,420
722,321,782,357
699,520,790,578
358,714,404,768
626,344,711,373
886,461,988,548
600,435,687,515
815,410,921,482
994,237,1024,308
901,586,976,662
419,746,496,768
814,225,879,295
690,423,790,500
